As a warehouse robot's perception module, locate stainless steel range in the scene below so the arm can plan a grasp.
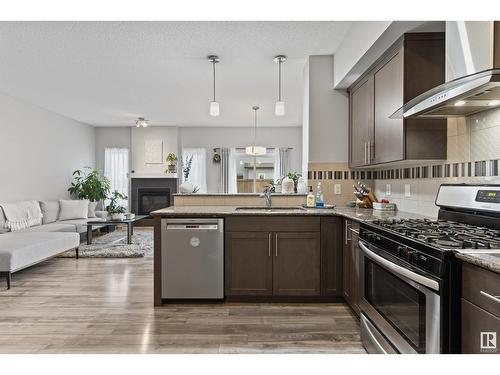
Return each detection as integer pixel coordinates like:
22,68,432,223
359,184,500,354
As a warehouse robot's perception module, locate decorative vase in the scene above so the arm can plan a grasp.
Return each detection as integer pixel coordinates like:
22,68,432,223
111,213,125,221
281,177,294,194
180,180,194,194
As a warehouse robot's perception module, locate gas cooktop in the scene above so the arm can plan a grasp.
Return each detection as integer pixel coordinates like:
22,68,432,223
370,218,500,253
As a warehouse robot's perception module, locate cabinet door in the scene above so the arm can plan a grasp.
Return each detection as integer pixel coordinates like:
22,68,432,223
273,232,321,296
461,299,500,354
350,229,361,315
342,220,353,301
225,232,273,296
373,49,404,164
321,217,343,296
349,76,373,167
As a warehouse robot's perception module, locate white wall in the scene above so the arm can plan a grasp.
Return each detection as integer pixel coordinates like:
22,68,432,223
95,127,131,172
180,126,302,193
0,92,95,202
307,55,349,163
130,126,179,176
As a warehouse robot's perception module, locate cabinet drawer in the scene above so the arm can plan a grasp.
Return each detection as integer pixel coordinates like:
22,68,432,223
462,263,500,318
461,299,500,354
226,216,320,232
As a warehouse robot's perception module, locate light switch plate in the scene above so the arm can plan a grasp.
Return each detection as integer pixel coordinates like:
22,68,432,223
386,184,391,196
404,184,411,197
334,184,341,195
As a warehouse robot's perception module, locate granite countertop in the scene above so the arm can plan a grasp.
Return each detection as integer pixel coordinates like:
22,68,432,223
172,193,307,196
455,253,500,275
150,205,430,223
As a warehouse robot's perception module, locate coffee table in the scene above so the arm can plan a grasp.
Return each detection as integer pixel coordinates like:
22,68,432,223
86,215,147,245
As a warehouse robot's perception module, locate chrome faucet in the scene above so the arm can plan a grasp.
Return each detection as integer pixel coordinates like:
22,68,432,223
262,185,275,208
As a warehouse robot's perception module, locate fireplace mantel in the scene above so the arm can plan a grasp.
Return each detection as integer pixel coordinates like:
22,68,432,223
130,173,178,179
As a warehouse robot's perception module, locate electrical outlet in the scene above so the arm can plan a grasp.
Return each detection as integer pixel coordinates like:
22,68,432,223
404,184,411,197
386,183,391,196
334,184,341,195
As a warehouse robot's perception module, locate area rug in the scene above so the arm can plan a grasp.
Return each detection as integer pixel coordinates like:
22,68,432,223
58,230,153,258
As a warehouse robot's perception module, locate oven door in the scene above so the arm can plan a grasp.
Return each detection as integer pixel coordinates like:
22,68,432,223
358,241,441,354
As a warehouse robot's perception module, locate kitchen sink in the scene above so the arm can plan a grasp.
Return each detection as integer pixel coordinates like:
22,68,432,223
235,206,307,212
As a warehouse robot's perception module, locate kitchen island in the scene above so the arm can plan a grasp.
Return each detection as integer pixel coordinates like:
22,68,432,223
151,206,428,306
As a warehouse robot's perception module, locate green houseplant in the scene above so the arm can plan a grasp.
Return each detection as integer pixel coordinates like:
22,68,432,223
287,171,302,193
106,190,128,220
165,153,178,173
68,167,111,206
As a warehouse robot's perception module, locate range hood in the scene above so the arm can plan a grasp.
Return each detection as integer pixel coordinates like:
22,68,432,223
402,69,500,118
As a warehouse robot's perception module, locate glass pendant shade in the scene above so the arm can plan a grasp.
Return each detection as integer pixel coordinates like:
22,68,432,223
210,101,220,116
275,101,285,116
245,146,266,156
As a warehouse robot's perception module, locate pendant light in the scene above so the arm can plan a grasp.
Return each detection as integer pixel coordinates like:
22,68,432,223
245,106,266,156
208,55,220,116
274,55,287,116
135,117,148,128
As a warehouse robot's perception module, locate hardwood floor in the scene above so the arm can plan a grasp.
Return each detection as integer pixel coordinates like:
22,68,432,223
0,253,365,353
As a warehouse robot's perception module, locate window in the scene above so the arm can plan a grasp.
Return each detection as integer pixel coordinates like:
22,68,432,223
182,148,207,193
104,148,129,208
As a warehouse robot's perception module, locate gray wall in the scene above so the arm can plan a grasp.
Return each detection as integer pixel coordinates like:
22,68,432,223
180,126,302,193
0,92,95,203
307,55,349,163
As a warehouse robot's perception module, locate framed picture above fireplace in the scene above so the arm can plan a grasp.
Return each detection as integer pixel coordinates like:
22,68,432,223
145,140,163,164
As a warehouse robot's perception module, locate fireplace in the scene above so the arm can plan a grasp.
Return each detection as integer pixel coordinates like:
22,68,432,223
131,178,177,216
138,188,170,215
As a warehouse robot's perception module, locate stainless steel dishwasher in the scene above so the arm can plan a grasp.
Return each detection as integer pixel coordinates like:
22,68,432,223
161,218,224,299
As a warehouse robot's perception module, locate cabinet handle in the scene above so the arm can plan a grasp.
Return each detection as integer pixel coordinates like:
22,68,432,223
345,221,352,244
480,290,500,304
268,233,271,257
275,234,278,257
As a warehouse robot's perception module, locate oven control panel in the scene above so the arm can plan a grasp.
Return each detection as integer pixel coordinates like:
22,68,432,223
476,190,500,203
360,228,442,276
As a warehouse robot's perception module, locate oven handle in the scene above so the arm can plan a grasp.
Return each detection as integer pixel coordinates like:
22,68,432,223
358,241,440,292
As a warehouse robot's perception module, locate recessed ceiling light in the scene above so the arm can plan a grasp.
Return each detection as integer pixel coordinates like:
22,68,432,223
454,100,466,106
488,100,500,106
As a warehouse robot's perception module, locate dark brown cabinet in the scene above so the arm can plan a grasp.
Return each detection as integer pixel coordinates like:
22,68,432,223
461,263,500,353
224,216,340,300
225,232,273,296
349,76,373,167
348,32,447,168
273,232,321,296
343,219,360,315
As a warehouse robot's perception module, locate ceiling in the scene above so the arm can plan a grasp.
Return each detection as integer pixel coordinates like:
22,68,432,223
0,21,352,127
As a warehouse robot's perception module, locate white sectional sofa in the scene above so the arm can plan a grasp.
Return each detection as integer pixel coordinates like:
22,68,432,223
0,200,108,289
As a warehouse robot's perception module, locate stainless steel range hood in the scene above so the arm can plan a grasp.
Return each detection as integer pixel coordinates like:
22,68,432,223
402,69,500,118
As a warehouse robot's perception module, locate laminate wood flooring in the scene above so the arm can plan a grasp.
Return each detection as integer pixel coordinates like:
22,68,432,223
0,248,365,353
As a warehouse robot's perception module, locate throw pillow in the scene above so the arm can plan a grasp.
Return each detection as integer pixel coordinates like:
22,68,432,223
40,201,60,224
88,201,98,218
59,199,89,221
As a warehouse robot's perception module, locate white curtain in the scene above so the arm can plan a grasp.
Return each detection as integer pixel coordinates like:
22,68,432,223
182,148,207,193
104,148,129,208
228,148,237,194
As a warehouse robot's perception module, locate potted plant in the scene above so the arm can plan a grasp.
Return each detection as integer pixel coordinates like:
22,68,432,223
106,191,128,220
287,171,302,194
165,153,178,173
68,167,111,208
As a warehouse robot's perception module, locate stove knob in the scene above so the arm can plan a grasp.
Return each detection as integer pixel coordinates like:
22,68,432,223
397,245,406,256
406,250,416,262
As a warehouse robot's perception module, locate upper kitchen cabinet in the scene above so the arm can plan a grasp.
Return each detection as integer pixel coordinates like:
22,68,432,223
348,32,447,168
